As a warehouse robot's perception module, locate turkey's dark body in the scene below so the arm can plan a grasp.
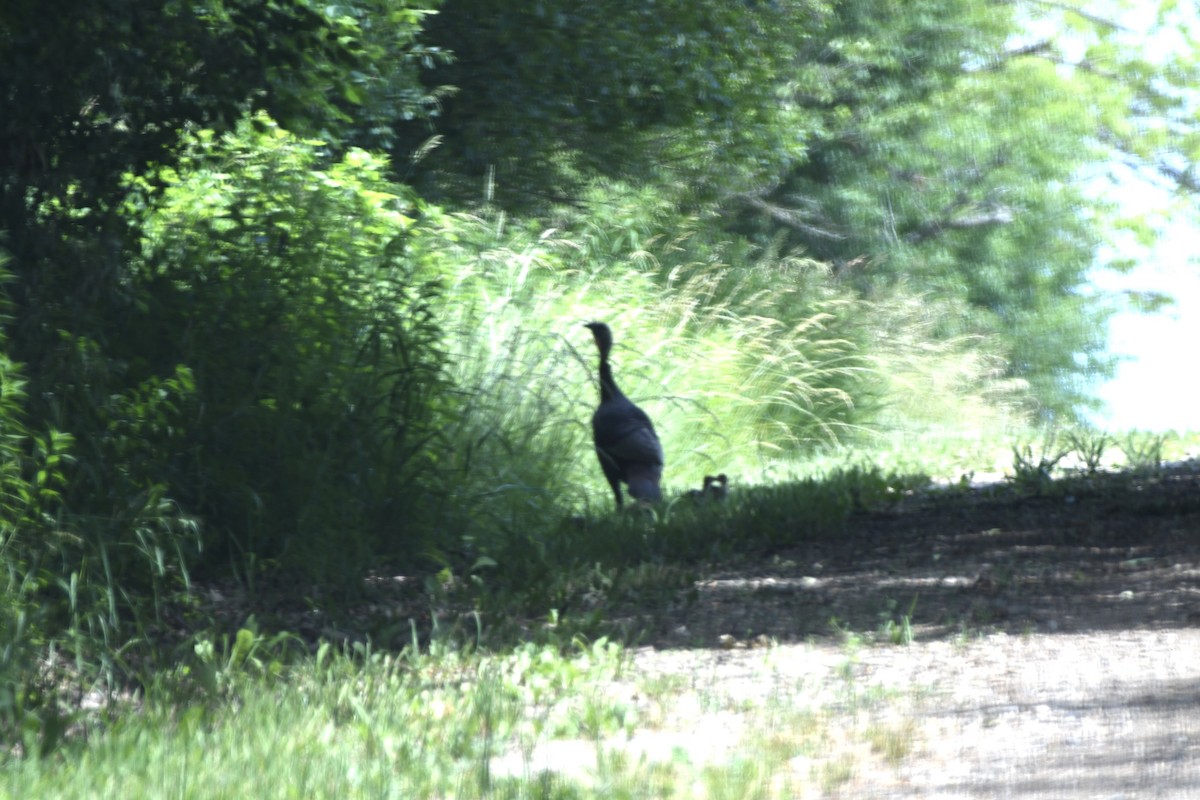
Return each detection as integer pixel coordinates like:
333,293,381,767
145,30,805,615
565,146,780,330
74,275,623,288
584,322,664,508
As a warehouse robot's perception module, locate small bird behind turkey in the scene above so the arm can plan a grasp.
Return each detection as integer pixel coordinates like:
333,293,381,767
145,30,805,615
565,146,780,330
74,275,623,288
685,474,729,503
584,321,664,509
705,473,728,501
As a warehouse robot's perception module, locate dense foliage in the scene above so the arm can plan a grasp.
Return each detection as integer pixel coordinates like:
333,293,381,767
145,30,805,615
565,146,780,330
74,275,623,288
121,119,449,574
1,0,1196,746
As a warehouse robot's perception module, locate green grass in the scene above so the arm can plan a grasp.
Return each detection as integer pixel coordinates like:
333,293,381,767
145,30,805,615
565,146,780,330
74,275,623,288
4,639,630,799
0,633,929,800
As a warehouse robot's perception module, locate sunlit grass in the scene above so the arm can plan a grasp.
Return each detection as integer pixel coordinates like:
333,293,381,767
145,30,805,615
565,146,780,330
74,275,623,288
4,639,632,799
3,635,933,800
426,205,1041,516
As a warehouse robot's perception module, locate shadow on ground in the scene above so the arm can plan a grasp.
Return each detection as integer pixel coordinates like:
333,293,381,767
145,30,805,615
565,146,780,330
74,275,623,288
623,460,1200,648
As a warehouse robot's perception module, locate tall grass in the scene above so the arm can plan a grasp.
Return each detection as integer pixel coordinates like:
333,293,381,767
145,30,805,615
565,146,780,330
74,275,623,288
376,187,1053,614
849,289,1033,479
429,213,862,503
424,186,1034,521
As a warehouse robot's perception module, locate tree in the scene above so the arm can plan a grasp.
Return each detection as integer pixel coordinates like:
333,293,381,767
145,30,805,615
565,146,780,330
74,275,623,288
398,0,819,206
0,0,440,369
1027,0,1200,196
722,1,1116,414
0,1,447,594
395,0,1197,417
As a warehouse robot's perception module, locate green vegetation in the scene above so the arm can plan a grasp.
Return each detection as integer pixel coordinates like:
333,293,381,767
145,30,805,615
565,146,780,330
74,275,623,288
1,0,1198,794
0,632,931,799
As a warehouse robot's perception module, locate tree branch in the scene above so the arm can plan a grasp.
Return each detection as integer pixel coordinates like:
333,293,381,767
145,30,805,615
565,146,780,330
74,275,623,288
1014,0,1131,33
737,193,848,241
904,205,1015,244
1098,128,1200,194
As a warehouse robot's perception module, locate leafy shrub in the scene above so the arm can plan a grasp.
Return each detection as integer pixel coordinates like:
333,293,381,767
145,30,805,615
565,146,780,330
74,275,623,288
118,115,448,579
0,264,75,749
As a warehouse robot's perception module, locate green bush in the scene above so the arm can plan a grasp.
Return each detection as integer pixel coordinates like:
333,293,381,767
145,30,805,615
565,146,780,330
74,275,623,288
120,116,448,580
0,264,75,749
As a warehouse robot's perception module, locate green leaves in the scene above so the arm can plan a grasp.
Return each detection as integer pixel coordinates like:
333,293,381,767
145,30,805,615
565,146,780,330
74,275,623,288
401,0,818,205
124,115,448,576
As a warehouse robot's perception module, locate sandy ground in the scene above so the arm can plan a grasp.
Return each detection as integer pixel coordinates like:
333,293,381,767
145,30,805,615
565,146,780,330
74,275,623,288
496,462,1200,797
622,630,1200,798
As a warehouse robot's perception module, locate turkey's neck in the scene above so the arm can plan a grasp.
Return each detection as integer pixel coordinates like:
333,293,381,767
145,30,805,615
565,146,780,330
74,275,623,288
598,357,621,403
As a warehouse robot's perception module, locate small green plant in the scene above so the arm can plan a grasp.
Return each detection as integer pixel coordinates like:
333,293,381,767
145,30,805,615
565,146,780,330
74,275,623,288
1064,428,1112,474
1010,432,1071,492
878,596,918,646
183,618,300,699
865,720,916,765
1120,431,1168,473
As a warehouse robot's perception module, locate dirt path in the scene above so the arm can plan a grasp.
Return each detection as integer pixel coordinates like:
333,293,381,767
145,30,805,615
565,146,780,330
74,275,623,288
594,462,1200,797
320,460,1200,795
621,629,1200,798
636,462,1200,647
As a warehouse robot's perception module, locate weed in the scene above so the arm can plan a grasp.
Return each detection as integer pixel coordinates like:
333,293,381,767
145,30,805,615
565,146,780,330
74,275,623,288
878,596,919,646
1010,431,1072,492
182,618,301,699
819,755,857,793
1064,427,1113,474
1120,431,1169,473
865,720,917,765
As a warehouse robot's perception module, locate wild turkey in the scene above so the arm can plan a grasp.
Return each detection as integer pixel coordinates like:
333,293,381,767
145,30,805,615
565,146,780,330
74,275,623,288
584,322,664,508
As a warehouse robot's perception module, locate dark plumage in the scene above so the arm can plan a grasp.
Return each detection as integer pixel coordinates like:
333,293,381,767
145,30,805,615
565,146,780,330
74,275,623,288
584,322,664,508
685,474,728,503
